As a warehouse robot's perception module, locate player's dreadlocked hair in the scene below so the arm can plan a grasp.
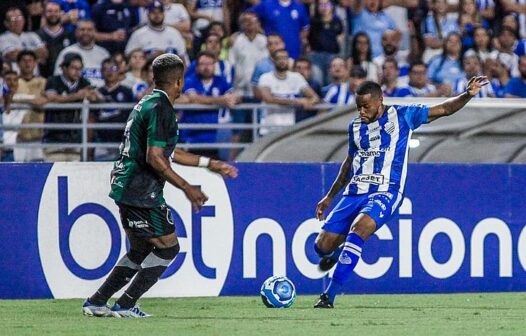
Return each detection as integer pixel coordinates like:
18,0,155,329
152,53,185,87
356,80,383,98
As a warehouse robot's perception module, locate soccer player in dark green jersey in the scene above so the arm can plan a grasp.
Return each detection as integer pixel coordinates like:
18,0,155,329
82,53,238,318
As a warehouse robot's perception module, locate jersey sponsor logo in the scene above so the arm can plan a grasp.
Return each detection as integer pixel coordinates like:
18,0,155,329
351,174,385,185
127,219,149,229
37,163,234,298
357,148,390,158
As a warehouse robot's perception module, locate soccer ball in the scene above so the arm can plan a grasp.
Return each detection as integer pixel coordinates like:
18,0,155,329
260,276,296,308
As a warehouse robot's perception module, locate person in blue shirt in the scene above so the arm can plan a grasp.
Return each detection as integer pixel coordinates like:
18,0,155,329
427,32,465,87
381,58,411,97
349,0,399,58
488,53,511,98
313,76,489,309
91,0,139,54
504,55,526,98
181,51,241,159
55,0,92,33
248,0,310,59
422,0,459,61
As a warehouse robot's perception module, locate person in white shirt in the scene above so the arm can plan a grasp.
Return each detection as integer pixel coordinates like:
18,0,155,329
125,0,188,64
161,0,191,35
54,20,110,87
229,12,268,99
257,49,319,135
0,7,48,71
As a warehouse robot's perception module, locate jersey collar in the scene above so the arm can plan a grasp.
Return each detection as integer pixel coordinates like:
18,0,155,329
153,88,171,103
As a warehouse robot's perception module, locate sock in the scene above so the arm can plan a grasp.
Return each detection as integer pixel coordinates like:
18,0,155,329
116,245,178,309
325,233,364,304
89,251,145,305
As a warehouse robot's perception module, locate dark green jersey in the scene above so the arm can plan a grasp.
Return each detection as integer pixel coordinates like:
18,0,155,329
109,89,179,208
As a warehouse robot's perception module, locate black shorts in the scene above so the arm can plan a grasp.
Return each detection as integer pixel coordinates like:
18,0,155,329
117,202,175,238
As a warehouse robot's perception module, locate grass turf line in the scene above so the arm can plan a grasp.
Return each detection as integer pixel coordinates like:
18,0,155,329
1,293,525,336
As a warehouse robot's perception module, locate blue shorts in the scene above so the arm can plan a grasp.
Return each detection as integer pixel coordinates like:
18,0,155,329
322,192,400,235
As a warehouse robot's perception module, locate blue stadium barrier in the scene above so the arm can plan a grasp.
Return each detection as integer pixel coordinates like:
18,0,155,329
0,163,525,299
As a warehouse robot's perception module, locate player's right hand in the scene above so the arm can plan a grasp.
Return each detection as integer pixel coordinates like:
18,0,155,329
316,196,332,221
183,185,209,212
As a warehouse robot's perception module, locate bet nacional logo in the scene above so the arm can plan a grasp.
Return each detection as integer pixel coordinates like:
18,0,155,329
37,163,234,298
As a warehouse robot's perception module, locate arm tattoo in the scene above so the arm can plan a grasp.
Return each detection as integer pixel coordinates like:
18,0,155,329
327,158,352,198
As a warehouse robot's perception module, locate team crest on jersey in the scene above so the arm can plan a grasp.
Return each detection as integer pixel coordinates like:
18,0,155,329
291,10,299,19
384,121,395,135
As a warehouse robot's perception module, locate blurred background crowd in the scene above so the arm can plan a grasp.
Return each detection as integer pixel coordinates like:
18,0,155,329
1,0,525,162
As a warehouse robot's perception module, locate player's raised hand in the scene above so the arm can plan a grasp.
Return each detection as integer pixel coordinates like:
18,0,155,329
466,76,489,97
208,160,239,178
183,185,209,212
316,196,332,221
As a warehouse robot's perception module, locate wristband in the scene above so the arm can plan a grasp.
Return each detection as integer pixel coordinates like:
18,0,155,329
198,156,211,168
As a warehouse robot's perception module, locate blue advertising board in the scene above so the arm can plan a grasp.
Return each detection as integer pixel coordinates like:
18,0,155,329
0,163,525,299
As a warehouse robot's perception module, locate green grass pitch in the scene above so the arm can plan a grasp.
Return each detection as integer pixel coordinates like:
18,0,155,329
1,293,525,336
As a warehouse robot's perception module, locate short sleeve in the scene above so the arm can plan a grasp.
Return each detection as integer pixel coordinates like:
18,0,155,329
348,123,357,156
258,73,272,88
401,104,429,130
147,103,172,147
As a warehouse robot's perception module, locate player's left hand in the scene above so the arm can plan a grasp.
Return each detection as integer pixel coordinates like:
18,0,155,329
208,160,239,178
466,76,489,97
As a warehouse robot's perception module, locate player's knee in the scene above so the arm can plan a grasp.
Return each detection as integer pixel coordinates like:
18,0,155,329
351,220,376,240
315,231,342,253
153,243,180,261
127,249,151,265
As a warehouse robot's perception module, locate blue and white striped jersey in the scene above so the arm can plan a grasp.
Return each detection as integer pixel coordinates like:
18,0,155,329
344,104,429,205
323,82,354,105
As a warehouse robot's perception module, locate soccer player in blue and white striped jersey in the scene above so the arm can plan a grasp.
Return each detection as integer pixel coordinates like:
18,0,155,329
313,76,489,308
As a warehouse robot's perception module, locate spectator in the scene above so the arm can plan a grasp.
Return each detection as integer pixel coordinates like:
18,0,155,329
195,21,230,60
381,58,411,97
504,55,526,98
322,57,348,97
181,51,241,159
1,71,20,162
122,48,146,89
294,57,323,122
489,27,520,77
111,51,128,84
37,1,76,78
133,58,154,100
346,32,379,82
249,0,310,59
427,32,465,88
323,65,367,106
229,12,268,99
54,20,111,87
92,0,139,54
89,57,134,161
186,33,235,85
458,0,488,51
187,0,230,39
55,0,92,33
487,53,512,98
349,0,399,58
381,0,419,52
500,0,526,39
308,0,344,84
257,49,319,135
294,57,322,97
161,0,191,43
13,50,48,162
0,7,48,71
125,0,188,63
251,33,292,100
472,26,493,62
453,51,495,97
422,0,459,62
44,52,98,162
26,0,44,32
373,29,410,86
401,61,440,97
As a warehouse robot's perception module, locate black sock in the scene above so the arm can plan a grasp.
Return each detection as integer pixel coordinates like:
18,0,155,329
115,245,178,309
89,252,144,305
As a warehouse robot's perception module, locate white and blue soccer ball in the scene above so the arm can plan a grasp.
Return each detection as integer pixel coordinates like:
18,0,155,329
260,276,296,308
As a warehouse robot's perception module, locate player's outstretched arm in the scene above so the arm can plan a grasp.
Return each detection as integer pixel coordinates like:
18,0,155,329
316,155,352,220
147,146,209,212
172,148,238,178
427,76,489,123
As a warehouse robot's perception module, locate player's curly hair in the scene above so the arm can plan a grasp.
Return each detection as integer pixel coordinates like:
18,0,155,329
152,53,185,87
356,81,383,98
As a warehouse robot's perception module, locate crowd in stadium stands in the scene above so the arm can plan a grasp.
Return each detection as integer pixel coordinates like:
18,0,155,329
1,0,526,162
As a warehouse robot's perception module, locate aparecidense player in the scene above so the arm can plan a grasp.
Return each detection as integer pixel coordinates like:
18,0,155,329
313,77,488,308
82,53,238,318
